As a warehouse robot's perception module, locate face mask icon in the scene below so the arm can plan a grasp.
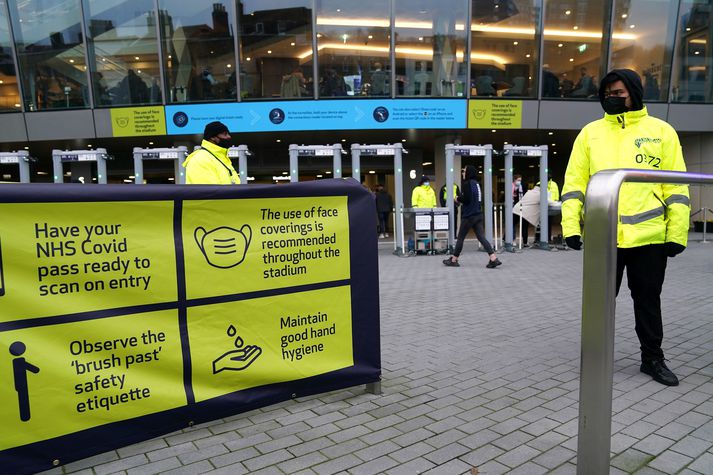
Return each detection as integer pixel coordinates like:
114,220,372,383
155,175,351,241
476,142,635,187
194,225,252,269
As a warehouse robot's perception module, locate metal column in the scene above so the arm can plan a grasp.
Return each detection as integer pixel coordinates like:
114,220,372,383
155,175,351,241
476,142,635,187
228,145,251,185
52,149,110,184
0,151,33,183
577,169,713,474
288,144,345,183
133,147,188,184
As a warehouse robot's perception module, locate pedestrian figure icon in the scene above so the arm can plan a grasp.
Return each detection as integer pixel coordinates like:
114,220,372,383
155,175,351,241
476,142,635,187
10,341,39,422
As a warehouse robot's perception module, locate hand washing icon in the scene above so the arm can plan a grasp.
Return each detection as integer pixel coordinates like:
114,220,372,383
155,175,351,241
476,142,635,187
195,225,252,269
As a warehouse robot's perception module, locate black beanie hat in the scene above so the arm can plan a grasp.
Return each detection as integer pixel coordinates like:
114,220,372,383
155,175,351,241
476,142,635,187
418,175,430,185
598,69,644,111
203,121,229,140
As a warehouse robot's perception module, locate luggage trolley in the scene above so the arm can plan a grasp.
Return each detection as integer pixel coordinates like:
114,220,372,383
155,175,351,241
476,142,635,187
503,144,550,251
227,145,251,185
288,144,345,182
0,151,35,183
444,144,494,250
52,149,112,184
350,143,408,255
132,147,188,184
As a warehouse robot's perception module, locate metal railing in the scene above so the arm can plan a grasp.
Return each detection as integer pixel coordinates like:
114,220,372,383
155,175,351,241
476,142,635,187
577,169,713,474
690,207,713,243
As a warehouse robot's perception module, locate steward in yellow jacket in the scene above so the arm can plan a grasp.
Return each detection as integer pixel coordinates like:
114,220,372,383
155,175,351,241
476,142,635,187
411,175,437,208
183,121,240,184
561,69,689,387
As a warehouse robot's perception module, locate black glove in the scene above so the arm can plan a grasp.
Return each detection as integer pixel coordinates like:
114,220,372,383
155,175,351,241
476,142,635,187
664,242,685,257
565,235,582,250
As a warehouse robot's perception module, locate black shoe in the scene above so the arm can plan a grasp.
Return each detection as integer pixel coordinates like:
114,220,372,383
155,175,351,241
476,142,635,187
486,258,502,268
443,258,460,267
640,359,679,386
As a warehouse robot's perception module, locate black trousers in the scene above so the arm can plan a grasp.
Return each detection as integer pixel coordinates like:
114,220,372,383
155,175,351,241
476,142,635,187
615,244,668,362
454,213,494,257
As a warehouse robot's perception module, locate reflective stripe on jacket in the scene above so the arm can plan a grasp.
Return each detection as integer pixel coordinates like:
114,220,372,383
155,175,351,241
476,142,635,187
411,185,437,208
561,106,689,248
183,140,240,185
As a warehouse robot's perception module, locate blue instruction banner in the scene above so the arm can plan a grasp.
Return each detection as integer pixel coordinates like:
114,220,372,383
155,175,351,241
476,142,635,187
166,99,467,135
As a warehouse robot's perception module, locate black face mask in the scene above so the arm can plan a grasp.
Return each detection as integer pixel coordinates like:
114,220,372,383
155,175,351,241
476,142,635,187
602,96,628,115
216,138,232,149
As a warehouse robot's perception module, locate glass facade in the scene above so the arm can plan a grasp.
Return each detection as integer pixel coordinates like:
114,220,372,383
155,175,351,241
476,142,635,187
471,0,540,98
0,0,20,110
160,1,237,103
542,0,607,99
672,0,712,102
0,0,710,111
238,0,314,100
610,0,678,102
84,0,162,106
10,0,89,110
316,0,390,98
395,0,467,97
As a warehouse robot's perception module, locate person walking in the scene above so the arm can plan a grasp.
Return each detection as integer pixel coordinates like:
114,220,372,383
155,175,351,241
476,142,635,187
443,165,501,268
375,184,393,238
183,121,239,184
561,68,689,386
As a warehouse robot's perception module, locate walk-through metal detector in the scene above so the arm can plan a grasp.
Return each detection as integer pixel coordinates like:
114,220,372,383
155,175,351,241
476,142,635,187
228,145,251,185
52,149,111,184
288,144,345,182
444,144,494,250
0,151,34,183
133,147,188,184
503,144,549,251
351,143,408,255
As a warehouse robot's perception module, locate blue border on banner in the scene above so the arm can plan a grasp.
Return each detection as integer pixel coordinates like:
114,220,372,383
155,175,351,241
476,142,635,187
165,99,467,134
0,179,381,475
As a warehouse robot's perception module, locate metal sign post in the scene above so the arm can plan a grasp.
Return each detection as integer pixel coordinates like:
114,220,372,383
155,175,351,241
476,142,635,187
444,144,493,250
0,151,34,183
288,144,345,183
350,143,407,254
52,149,111,184
228,145,251,185
132,147,188,184
503,144,549,251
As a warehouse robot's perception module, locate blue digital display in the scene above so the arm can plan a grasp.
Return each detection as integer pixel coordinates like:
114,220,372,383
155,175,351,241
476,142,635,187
165,99,467,135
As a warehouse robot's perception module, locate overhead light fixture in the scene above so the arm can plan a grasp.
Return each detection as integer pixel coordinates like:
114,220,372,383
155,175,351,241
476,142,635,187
267,50,272,54
135,56,140,60
491,129,497,133
276,139,281,142
290,42,295,46
558,43,563,47
621,14,628,18
368,170,375,174
227,64,232,68
513,41,518,45
422,162,433,166
548,132,554,135
246,57,251,61
629,24,636,29
573,26,579,30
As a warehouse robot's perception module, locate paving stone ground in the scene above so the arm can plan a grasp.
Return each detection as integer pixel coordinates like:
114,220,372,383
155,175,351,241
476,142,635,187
42,234,713,475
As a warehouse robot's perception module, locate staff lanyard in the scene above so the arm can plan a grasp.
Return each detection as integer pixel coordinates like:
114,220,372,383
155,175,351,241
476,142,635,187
202,147,237,184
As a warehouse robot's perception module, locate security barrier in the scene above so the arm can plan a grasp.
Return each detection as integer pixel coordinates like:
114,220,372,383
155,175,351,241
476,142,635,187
0,152,34,183
133,147,188,184
0,179,381,474
288,144,345,182
52,149,112,184
577,169,713,474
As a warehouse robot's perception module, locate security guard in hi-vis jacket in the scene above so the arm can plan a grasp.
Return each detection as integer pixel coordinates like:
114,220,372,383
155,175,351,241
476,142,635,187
561,68,689,387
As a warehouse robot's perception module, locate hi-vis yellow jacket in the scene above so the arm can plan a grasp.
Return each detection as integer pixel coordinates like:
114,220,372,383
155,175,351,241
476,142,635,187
183,140,240,184
561,106,689,248
412,184,437,208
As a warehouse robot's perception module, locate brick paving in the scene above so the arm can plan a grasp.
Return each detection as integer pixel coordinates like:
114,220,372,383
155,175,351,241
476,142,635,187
41,234,713,474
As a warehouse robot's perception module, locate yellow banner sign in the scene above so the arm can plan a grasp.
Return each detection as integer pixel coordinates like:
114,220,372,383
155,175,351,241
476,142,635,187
468,100,523,129
110,106,167,137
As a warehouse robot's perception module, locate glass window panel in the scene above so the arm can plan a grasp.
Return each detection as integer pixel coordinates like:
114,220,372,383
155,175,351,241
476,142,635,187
672,0,712,103
542,0,607,99
238,0,314,100
316,0,389,98
84,0,162,106
470,0,540,98
395,0,468,97
610,0,678,102
159,2,237,103
10,0,89,110
0,0,20,111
